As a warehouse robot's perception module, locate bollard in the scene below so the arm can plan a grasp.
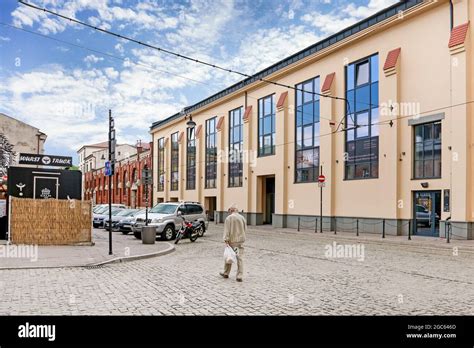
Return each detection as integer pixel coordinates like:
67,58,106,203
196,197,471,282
446,221,451,244
382,219,386,238
408,220,412,240
297,217,300,232
315,218,318,233
334,218,337,235
356,219,359,237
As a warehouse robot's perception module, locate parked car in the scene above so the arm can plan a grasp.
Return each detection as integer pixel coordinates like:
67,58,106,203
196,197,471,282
132,201,209,241
93,204,126,213
93,207,125,228
104,209,139,231
118,209,146,234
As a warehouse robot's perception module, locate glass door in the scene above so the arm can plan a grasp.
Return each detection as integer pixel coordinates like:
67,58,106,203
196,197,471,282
414,191,441,237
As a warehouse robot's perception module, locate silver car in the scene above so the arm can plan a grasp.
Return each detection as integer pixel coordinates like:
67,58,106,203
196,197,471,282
132,201,209,241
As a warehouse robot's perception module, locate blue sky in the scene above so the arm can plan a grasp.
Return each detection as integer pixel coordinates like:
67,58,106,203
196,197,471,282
0,0,397,164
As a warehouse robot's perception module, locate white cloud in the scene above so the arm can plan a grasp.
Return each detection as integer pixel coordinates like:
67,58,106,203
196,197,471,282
0,36,11,42
83,54,104,64
301,0,398,35
0,63,185,152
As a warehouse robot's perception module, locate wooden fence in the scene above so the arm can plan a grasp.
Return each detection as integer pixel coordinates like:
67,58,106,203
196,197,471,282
10,197,92,245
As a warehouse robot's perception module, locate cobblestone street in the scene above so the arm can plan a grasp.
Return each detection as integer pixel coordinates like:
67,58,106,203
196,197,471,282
0,225,473,315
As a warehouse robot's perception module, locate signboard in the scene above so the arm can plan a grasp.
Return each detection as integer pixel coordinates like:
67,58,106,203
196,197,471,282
104,161,112,176
318,175,326,183
18,153,73,167
318,182,325,188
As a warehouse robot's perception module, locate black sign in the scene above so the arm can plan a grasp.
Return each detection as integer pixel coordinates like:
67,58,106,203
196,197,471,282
7,166,82,200
18,153,73,167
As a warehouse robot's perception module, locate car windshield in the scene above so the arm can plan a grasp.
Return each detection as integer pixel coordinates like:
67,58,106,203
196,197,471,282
95,206,109,214
116,209,137,216
149,204,177,214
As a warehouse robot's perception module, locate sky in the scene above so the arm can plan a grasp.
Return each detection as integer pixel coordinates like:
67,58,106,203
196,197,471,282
0,0,398,164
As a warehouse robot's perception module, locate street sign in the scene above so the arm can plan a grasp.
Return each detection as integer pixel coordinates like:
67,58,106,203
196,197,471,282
318,175,326,183
318,182,326,188
104,161,112,176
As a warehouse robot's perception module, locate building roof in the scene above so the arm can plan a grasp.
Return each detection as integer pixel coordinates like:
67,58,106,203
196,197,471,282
151,0,424,131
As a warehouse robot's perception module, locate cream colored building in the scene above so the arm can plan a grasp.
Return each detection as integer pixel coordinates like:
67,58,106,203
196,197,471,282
150,0,474,239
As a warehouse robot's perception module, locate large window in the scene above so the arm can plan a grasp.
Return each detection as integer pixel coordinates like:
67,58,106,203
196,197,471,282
228,107,243,187
186,127,196,190
345,54,379,180
258,94,275,156
157,137,165,191
414,122,441,178
295,77,320,182
205,117,217,189
170,132,179,191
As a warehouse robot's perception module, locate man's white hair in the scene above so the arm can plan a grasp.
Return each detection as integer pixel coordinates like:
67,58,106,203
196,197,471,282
228,203,238,212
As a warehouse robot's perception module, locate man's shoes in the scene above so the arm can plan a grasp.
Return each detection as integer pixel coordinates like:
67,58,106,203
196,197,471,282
219,272,229,279
236,278,243,282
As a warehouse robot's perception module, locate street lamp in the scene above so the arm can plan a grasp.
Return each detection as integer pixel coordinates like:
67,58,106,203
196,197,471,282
186,115,196,128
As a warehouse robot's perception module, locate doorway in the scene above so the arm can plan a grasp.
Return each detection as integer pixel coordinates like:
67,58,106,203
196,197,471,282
264,177,275,224
205,196,217,221
413,191,441,237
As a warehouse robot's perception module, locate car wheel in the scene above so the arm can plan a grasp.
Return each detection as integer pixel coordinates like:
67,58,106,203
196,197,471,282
133,232,141,240
162,225,175,241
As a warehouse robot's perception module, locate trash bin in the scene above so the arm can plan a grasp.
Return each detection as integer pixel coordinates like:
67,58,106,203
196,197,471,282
141,226,156,244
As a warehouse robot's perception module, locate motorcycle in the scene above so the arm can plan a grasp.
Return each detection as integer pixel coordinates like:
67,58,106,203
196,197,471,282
174,212,202,244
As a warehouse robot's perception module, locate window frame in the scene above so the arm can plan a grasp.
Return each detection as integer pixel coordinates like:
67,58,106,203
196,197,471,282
205,117,217,189
344,53,379,181
294,76,321,184
258,94,276,157
170,132,179,191
228,106,244,188
157,137,165,192
412,121,442,180
186,127,196,190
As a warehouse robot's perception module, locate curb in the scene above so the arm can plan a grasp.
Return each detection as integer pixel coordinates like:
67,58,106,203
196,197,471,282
86,242,175,267
0,243,175,270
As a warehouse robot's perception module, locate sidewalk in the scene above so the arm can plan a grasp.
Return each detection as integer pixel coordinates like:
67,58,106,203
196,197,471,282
0,229,174,269
209,223,474,253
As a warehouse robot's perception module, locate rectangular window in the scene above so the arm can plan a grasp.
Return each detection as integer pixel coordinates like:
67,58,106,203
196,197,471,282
258,94,275,156
157,137,165,191
170,132,179,191
228,107,243,187
186,127,196,190
345,54,379,180
205,117,217,189
413,121,441,179
295,76,320,182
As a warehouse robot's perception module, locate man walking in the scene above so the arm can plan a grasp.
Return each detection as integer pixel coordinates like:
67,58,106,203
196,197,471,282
220,204,246,282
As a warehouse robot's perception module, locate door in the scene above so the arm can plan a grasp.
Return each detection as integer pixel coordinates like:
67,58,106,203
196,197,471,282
264,177,275,224
34,177,58,199
413,191,441,237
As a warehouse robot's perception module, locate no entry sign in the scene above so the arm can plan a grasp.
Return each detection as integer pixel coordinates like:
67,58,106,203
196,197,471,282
318,175,326,183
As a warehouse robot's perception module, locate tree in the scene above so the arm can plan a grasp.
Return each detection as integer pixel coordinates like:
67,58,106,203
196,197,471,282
0,132,16,176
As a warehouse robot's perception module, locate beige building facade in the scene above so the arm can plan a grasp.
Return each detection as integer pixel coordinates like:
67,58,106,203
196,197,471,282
150,0,474,239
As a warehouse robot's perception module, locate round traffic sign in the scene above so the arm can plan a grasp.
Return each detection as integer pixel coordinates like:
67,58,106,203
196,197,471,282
318,175,326,183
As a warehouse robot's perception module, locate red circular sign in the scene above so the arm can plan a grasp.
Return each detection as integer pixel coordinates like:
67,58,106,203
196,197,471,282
318,175,326,183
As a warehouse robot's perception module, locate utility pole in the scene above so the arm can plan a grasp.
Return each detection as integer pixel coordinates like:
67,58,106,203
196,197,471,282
142,164,150,226
107,109,116,255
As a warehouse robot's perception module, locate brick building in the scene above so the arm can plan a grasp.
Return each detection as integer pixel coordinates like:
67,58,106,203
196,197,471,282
83,142,152,208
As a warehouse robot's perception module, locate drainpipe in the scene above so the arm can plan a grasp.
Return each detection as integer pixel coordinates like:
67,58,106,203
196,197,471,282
449,0,453,30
